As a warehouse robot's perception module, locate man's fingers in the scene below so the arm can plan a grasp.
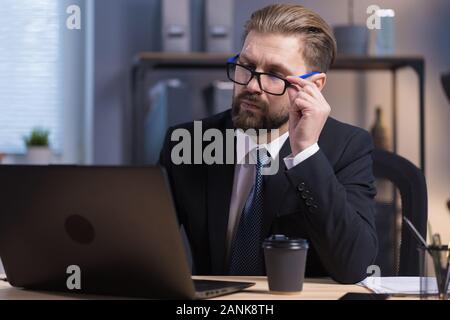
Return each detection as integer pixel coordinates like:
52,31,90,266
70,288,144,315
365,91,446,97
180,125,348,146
287,85,300,103
302,85,317,97
288,91,309,108
286,77,318,99
286,73,324,87
295,99,314,111
286,75,304,87
298,90,315,103
287,84,316,105
289,97,313,113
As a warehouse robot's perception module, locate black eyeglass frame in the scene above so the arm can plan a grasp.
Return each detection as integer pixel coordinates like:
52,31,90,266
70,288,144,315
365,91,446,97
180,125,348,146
226,62,293,96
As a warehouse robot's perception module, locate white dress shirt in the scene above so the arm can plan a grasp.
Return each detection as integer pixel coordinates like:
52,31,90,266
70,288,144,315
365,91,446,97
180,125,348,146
225,129,319,262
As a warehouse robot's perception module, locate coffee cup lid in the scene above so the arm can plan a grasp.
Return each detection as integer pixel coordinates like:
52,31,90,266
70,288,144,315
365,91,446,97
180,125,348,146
262,234,309,249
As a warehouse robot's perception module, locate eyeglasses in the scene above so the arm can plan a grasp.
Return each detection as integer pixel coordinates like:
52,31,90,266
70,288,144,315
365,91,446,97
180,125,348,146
226,54,320,96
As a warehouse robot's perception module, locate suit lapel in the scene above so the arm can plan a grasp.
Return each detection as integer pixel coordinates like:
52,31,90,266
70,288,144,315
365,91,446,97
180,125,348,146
262,138,291,237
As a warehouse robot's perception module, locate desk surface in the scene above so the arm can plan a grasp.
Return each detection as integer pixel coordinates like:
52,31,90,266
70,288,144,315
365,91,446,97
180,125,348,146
0,276,377,300
197,276,372,300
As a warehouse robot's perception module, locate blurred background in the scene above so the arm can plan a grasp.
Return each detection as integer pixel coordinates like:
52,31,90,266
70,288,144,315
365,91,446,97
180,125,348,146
0,0,449,269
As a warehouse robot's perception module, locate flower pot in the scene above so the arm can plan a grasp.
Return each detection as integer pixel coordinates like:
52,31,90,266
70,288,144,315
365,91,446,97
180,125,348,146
333,25,369,56
26,147,52,165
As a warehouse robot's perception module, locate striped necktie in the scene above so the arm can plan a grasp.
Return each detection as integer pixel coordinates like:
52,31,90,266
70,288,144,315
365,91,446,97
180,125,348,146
229,148,271,275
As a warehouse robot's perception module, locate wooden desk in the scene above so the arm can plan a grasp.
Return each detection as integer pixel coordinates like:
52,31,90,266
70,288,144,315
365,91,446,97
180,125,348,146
0,276,373,300
197,276,371,300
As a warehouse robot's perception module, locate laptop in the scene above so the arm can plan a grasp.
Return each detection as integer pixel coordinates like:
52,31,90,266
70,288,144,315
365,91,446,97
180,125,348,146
0,165,254,299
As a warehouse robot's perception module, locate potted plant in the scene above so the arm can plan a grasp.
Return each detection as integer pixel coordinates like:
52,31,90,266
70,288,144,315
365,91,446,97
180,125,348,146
333,0,369,55
23,128,52,165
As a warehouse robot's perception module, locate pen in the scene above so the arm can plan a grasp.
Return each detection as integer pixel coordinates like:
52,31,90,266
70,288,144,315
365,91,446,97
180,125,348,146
432,233,442,247
446,243,450,296
299,71,320,79
403,217,428,249
403,217,447,295
446,243,450,273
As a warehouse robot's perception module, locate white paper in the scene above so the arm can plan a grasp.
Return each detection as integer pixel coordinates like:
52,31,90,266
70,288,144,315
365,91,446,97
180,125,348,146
358,277,449,295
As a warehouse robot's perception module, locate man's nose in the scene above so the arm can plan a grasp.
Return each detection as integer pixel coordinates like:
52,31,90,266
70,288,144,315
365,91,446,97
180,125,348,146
246,76,262,94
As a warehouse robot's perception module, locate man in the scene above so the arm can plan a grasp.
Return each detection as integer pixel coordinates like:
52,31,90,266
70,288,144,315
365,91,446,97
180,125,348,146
160,4,377,284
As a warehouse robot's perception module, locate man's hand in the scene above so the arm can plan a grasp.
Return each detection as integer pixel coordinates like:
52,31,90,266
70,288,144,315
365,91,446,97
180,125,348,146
286,74,330,156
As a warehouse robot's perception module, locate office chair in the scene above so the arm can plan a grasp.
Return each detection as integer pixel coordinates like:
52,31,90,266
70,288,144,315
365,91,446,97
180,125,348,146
441,72,450,102
372,149,427,276
441,72,450,215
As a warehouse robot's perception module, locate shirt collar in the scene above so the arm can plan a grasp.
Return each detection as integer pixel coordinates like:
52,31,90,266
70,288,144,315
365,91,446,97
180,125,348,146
235,129,289,164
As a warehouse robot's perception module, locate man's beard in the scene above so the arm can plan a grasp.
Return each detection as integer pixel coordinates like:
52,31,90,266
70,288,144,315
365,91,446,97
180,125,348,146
231,92,289,131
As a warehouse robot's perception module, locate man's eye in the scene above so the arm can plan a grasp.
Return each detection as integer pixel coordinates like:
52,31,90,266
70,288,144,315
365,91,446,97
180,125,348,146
269,72,283,78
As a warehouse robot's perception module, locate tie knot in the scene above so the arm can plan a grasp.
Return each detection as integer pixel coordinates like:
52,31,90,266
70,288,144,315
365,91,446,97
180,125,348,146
256,148,271,168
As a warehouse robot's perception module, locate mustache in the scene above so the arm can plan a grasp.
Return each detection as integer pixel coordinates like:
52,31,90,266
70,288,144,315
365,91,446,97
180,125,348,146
235,93,266,109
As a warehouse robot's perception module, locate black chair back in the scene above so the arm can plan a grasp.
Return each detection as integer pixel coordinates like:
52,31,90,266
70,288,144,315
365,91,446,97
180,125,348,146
372,149,427,276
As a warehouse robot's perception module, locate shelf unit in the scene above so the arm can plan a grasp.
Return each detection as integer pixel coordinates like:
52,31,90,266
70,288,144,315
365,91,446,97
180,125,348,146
130,53,425,172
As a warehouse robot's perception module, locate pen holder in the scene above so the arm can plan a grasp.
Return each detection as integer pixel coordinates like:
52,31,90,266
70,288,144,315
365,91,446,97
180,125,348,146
418,245,450,300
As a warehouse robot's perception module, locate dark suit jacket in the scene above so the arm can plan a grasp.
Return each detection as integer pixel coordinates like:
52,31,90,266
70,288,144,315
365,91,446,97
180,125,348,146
159,110,378,284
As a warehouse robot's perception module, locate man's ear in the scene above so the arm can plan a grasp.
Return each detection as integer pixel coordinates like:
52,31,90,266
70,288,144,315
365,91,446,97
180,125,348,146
313,73,327,91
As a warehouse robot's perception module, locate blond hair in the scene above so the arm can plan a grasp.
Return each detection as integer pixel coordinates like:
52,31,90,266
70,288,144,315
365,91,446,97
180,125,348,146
243,4,337,72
